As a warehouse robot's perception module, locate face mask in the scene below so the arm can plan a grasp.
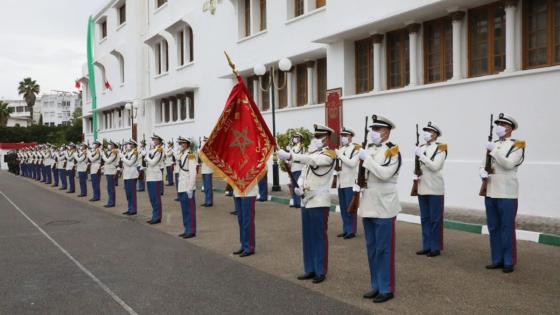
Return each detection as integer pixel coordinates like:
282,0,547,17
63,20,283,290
292,137,300,144
152,141,158,147
495,125,507,138
310,138,324,151
126,144,132,150
340,136,349,146
423,131,433,142
108,145,113,150
369,131,382,145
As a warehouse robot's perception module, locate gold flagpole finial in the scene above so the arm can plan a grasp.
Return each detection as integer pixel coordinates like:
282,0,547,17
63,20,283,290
224,51,239,77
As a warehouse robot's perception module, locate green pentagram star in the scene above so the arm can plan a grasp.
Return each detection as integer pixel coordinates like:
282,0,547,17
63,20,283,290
229,127,253,154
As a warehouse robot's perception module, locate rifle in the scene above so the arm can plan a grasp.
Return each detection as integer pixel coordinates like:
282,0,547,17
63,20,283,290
331,155,341,189
347,116,369,214
283,156,303,199
197,136,202,174
479,114,494,196
410,124,422,196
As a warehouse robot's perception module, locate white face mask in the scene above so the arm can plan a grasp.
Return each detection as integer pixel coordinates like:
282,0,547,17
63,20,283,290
292,137,300,144
108,145,113,150
495,125,507,138
423,131,433,143
152,141,158,147
126,144,132,150
310,138,324,151
369,131,382,145
340,136,349,146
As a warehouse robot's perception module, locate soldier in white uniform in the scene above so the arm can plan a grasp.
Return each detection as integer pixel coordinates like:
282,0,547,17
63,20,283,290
42,145,53,184
176,137,198,239
335,127,361,239
164,140,176,186
414,122,447,257
51,147,59,186
357,115,401,303
88,141,102,201
121,139,140,215
65,143,77,193
145,134,165,224
288,133,305,208
279,124,336,284
101,141,119,208
200,136,214,207
480,113,525,273
75,143,89,197
232,180,259,257
57,146,68,190
137,139,148,192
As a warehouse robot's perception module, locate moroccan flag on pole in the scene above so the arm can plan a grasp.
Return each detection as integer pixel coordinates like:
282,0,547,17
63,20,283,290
199,53,275,194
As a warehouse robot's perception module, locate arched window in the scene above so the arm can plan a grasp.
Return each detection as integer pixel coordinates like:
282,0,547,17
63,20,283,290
177,25,194,66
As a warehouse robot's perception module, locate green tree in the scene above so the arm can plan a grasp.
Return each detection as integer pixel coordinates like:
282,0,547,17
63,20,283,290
0,101,10,127
17,78,40,123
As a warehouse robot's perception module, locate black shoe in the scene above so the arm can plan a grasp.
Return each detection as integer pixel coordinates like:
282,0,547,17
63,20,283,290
182,233,196,239
77,195,86,197
257,198,267,202
122,211,130,215
178,233,187,238
207,204,213,207
344,233,356,239
89,198,99,202
239,251,254,257
174,198,179,201
486,263,504,269
233,249,243,255
312,275,326,284
297,272,315,280
502,265,514,273
128,212,137,216
373,293,394,303
416,249,430,255
427,251,441,257
201,203,208,207
66,191,75,193
147,219,161,225
230,211,238,215
363,290,379,299
289,205,295,208
337,233,346,238
104,205,114,208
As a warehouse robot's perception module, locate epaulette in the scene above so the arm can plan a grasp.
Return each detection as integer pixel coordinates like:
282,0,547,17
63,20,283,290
323,148,337,159
188,153,195,160
385,145,400,158
437,144,448,152
353,143,362,150
513,140,526,149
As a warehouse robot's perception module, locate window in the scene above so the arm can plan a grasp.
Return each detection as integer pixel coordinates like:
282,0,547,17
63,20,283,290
316,0,326,8
244,0,251,37
117,53,125,84
155,43,162,75
180,96,187,120
247,76,255,100
163,40,169,72
295,0,304,17
261,73,270,111
277,72,288,109
355,37,373,94
316,58,327,103
468,2,506,77
523,0,560,68
187,93,195,119
387,29,410,89
118,3,126,25
260,0,267,31
424,17,453,83
296,63,308,106
178,30,185,66
188,27,194,62
171,98,178,122
156,0,167,8
163,100,170,123
100,20,108,39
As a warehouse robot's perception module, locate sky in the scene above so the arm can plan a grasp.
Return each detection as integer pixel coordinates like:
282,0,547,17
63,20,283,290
0,0,106,100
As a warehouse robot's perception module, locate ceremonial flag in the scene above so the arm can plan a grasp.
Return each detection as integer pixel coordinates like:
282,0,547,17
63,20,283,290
75,80,81,89
199,62,275,194
104,80,112,91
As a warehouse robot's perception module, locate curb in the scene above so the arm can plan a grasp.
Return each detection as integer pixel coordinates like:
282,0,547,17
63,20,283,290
215,188,560,248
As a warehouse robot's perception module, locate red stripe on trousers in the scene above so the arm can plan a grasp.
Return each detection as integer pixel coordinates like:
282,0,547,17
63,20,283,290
390,217,396,293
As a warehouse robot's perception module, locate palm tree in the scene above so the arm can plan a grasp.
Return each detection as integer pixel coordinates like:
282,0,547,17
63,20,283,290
0,101,10,127
17,78,40,123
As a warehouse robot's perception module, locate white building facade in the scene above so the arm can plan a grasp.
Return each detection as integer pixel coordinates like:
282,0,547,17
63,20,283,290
40,92,81,126
4,99,35,127
81,0,560,219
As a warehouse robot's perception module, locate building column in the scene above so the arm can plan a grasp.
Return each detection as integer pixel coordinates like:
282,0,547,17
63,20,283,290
407,23,421,87
306,61,315,105
449,11,466,80
372,34,384,91
286,69,294,108
504,0,518,72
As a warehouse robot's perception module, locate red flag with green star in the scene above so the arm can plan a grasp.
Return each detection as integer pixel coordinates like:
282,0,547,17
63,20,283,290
199,75,275,194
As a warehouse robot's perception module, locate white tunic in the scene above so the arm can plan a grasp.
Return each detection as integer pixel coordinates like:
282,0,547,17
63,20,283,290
359,142,402,219
289,143,306,172
65,150,76,171
43,150,52,167
234,183,258,197
88,148,102,174
75,150,88,172
145,146,164,182
337,143,361,188
121,149,140,180
102,150,119,175
293,147,335,208
484,138,525,199
176,150,198,193
164,147,175,167
418,142,447,196
56,151,66,169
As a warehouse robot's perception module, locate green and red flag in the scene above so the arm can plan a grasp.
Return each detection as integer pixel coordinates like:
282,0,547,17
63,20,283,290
199,71,275,194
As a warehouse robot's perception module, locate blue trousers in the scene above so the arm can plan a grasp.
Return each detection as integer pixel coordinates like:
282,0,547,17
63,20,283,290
202,174,213,205
52,168,59,186
338,187,357,235
67,169,76,192
91,173,101,200
235,196,256,253
31,164,36,179
166,166,174,185
147,181,163,221
36,165,41,181
124,179,137,214
418,195,444,252
44,165,52,184
137,172,145,191
291,171,302,207
301,207,329,277
179,192,197,235
41,165,46,182
105,175,116,206
363,217,396,294
485,197,518,266
258,174,268,201
175,173,179,200
59,169,67,189
78,171,88,196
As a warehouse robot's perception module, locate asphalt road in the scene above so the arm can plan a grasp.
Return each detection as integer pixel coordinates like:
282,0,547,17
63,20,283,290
0,172,367,315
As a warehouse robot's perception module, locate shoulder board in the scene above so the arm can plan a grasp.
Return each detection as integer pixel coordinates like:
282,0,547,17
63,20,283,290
188,153,195,160
385,145,400,158
322,148,336,159
437,144,448,152
386,142,395,148
513,140,526,149
353,144,362,150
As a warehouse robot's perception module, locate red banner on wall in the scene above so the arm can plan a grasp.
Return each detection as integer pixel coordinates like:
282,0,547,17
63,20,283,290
325,88,343,149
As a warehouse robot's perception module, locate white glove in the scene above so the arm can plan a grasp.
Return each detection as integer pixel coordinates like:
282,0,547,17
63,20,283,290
485,142,496,152
294,187,304,196
358,149,368,161
332,170,338,176
352,184,362,192
413,175,419,180
285,145,292,151
335,149,342,158
277,150,291,161
414,146,424,157
480,169,489,179
187,190,193,199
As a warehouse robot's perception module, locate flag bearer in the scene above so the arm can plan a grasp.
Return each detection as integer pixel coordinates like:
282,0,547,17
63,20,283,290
121,140,139,215
335,127,360,239
480,113,525,274
357,115,401,303
88,141,102,201
57,146,68,190
176,137,198,238
231,182,258,257
200,137,214,207
145,134,165,224
288,133,305,208
65,143,77,193
414,122,447,257
75,143,89,197
278,124,336,284
102,141,119,208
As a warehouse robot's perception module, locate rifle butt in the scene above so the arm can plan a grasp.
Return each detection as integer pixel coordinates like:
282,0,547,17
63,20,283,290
331,175,337,189
347,192,361,214
410,179,419,196
479,178,488,196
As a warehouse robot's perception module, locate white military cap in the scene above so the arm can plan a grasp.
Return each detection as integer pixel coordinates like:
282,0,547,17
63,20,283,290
292,132,304,139
370,115,396,129
494,113,518,130
423,121,442,136
313,123,334,136
151,134,163,142
340,126,355,136
177,136,192,144
126,139,138,146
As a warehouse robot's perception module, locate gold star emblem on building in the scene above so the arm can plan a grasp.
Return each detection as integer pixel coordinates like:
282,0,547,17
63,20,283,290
229,127,253,154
